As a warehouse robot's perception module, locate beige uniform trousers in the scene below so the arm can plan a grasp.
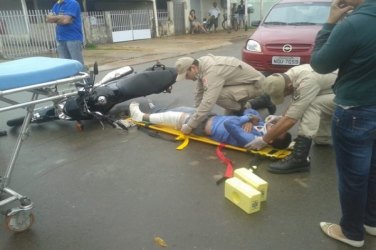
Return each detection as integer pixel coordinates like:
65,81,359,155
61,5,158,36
217,84,263,113
297,93,335,144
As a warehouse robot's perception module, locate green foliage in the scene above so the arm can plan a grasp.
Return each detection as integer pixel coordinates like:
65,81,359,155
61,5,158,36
85,43,97,49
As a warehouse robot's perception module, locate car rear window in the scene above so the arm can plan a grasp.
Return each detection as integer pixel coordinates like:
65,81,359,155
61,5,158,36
263,2,330,25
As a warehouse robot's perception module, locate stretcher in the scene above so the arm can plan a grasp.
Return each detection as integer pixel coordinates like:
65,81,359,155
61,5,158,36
131,120,292,159
0,57,89,232
128,120,291,183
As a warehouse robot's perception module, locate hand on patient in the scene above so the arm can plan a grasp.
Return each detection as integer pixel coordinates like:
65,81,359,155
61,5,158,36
245,136,268,150
265,115,282,124
242,122,253,133
181,124,193,134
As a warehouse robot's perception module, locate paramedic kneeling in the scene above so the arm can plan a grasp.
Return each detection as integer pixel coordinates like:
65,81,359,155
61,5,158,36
246,64,337,174
174,55,275,135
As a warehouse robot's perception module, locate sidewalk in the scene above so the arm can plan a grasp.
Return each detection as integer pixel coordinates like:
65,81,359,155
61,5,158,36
83,29,252,71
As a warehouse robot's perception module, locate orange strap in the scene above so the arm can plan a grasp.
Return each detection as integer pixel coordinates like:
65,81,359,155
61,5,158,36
216,143,234,178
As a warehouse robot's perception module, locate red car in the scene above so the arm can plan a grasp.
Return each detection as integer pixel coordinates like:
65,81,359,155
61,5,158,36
242,0,331,74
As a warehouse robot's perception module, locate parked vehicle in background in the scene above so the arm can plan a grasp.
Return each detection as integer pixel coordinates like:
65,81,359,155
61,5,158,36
242,0,331,74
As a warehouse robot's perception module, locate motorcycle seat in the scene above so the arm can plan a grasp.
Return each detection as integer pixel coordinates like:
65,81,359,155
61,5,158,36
0,57,83,91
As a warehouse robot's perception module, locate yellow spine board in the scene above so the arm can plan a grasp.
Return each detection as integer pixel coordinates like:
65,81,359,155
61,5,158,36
132,120,291,159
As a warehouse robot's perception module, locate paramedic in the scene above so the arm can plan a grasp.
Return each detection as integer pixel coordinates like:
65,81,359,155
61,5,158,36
174,54,275,135
245,64,337,174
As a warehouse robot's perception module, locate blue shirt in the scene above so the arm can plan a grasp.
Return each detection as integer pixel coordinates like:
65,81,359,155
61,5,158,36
52,0,83,41
210,109,264,147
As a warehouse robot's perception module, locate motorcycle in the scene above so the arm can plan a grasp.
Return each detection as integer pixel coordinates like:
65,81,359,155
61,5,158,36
6,61,177,130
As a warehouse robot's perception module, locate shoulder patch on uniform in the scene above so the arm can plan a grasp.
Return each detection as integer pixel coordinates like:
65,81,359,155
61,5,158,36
202,77,209,90
293,89,300,101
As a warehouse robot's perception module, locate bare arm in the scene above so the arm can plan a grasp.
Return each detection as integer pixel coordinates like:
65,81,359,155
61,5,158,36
46,13,72,24
262,116,297,144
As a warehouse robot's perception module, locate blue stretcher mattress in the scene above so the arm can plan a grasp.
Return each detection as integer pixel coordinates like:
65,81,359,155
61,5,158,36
0,57,83,91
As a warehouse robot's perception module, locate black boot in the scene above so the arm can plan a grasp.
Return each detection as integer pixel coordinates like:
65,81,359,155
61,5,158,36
247,94,276,115
268,136,312,174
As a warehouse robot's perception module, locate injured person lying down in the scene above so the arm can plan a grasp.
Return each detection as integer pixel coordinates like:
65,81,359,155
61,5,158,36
129,102,291,149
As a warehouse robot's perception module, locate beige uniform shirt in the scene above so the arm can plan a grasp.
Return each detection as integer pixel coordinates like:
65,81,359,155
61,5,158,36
187,54,264,128
285,64,337,120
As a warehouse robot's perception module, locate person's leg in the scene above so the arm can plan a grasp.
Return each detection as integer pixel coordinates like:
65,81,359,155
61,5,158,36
56,41,70,59
216,68,264,113
300,94,334,144
333,105,376,241
216,86,243,113
314,113,332,145
66,40,84,65
214,17,218,31
129,102,186,129
148,112,188,129
199,23,208,33
365,142,376,233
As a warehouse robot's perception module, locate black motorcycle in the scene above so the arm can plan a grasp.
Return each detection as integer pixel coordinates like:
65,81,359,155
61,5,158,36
6,62,177,130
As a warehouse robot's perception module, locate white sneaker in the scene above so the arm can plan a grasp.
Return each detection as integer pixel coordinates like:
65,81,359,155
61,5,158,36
365,224,376,236
320,222,364,248
129,102,144,122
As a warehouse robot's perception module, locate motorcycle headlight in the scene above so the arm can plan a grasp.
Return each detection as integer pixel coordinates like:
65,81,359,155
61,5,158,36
245,40,261,52
97,96,107,105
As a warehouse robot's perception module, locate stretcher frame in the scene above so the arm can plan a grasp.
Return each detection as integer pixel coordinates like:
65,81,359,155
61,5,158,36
0,60,89,232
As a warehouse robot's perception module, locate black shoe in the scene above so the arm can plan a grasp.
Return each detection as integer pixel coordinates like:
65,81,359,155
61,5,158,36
267,104,276,115
247,94,276,115
268,156,310,174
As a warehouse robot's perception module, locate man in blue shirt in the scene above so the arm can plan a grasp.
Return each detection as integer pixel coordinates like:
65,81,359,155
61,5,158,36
46,0,84,66
129,102,291,149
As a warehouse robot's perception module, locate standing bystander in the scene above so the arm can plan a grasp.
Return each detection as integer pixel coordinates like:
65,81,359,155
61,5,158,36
46,0,84,66
208,2,221,32
310,0,376,247
237,0,246,29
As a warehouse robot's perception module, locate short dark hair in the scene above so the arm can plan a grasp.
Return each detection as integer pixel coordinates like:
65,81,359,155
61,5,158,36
270,132,292,149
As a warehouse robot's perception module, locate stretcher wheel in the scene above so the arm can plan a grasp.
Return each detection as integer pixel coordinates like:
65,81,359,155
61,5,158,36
5,212,35,233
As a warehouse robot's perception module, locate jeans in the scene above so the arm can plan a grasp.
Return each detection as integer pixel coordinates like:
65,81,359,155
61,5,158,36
57,40,84,66
332,105,376,240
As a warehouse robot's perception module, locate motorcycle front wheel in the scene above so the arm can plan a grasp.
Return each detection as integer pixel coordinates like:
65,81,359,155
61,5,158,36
7,117,26,127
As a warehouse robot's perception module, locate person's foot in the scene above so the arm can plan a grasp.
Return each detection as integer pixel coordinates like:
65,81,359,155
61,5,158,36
365,224,376,236
268,155,310,174
129,102,144,122
320,222,364,248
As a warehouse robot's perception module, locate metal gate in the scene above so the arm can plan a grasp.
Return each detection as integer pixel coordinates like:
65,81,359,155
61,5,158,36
173,2,185,35
0,10,56,59
110,10,153,43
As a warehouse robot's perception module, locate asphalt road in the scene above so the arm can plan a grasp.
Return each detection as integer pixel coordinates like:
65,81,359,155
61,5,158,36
1,41,374,250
